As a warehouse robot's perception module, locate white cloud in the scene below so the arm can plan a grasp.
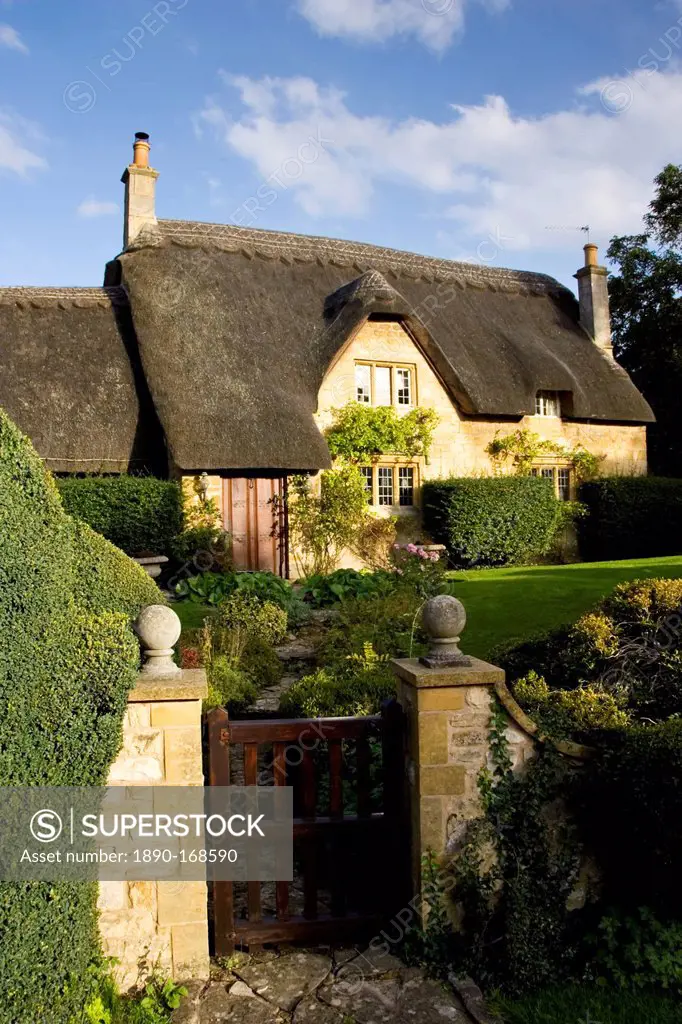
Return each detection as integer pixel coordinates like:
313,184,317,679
77,197,119,219
197,67,682,255
295,0,509,52
0,24,28,53
0,111,45,175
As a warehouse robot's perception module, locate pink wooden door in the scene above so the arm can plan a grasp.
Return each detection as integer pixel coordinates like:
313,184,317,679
222,477,287,575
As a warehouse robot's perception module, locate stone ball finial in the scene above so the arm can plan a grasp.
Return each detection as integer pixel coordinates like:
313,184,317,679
134,604,182,677
420,594,471,669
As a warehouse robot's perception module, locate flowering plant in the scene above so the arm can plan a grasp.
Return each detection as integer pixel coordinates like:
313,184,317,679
390,543,451,599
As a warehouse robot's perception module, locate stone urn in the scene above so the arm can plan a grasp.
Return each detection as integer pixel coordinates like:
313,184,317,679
133,555,169,579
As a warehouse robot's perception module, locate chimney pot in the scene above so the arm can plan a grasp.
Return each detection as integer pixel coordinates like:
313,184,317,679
584,243,598,267
132,131,151,169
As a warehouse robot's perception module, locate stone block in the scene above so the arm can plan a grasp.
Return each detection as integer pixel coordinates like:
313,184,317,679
164,727,204,784
418,714,449,765
126,703,151,729
151,700,202,728
98,881,128,913
417,688,465,712
419,765,466,797
171,923,210,981
419,797,445,852
158,881,208,926
466,686,492,710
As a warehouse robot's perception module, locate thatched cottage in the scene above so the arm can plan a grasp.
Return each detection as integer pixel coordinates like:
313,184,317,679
0,134,653,573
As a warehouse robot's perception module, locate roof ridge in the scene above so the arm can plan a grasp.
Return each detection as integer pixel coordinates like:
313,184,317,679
156,219,566,296
0,286,127,309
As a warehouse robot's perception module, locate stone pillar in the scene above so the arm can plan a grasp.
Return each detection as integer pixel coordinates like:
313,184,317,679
575,242,613,355
391,595,505,896
98,607,210,991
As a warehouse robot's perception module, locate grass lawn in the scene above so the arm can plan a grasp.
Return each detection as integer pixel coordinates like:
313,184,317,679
173,600,218,632
449,556,682,660
490,984,682,1023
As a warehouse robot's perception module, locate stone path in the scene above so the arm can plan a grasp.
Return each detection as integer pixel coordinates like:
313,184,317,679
248,640,318,714
172,947,485,1024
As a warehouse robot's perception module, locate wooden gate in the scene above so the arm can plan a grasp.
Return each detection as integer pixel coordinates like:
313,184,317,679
207,702,409,953
222,477,288,576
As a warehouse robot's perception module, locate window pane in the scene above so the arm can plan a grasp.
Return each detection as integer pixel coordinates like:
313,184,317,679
531,468,539,477
536,391,560,416
360,466,373,504
557,468,571,501
378,466,394,505
375,366,391,406
355,364,371,404
396,368,412,406
399,467,414,506
541,468,554,481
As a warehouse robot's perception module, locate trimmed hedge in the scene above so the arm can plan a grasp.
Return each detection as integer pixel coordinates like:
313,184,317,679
579,476,682,561
57,475,183,556
0,409,159,1022
422,476,560,568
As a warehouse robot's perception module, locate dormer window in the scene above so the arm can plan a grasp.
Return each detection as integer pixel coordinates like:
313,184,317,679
535,391,561,417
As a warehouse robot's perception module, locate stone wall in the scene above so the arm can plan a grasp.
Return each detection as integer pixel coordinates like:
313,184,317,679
98,671,210,991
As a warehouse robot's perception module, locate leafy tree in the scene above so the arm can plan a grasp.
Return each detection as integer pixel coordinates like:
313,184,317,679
608,164,682,475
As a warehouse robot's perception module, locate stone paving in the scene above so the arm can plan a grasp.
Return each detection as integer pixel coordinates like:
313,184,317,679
172,947,479,1024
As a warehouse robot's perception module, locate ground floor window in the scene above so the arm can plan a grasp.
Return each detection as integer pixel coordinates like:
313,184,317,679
360,464,418,508
531,465,573,501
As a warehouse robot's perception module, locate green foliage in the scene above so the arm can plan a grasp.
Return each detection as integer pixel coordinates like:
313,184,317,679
0,408,149,1023
491,984,682,1024
175,570,293,610
592,908,682,994
486,428,603,480
301,568,394,606
81,971,188,1023
422,475,562,568
170,494,231,570
577,719,682,917
57,475,183,556
279,643,395,718
205,658,258,714
512,670,630,737
320,589,428,668
608,164,682,475
71,520,163,618
288,467,370,576
325,402,438,462
500,577,682,720
579,476,682,561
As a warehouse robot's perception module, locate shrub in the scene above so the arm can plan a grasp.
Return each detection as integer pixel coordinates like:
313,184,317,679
71,519,163,618
499,578,682,720
0,408,148,1022
422,476,561,568
591,908,682,993
57,475,183,556
301,568,393,606
205,658,258,714
512,671,630,736
280,644,396,718
287,467,370,576
170,494,232,571
579,476,682,561
320,589,428,667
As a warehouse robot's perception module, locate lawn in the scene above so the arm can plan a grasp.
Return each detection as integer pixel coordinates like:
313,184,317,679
449,555,682,659
490,984,682,1023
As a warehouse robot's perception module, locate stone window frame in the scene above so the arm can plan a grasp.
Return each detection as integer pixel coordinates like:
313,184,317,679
531,458,574,501
359,458,421,510
354,360,417,409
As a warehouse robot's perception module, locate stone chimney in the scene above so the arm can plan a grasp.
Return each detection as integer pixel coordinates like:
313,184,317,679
121,132,159,249
574,243,613,355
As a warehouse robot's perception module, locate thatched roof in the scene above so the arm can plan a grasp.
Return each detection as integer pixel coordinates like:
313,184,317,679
1,220,653,476
111,220,652,471
0,286,164,473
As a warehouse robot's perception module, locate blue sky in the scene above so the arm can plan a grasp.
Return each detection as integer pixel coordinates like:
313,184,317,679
0,0,680,290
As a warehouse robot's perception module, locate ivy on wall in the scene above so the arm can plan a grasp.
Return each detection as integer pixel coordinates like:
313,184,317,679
325,403,439,463
486,429,604,481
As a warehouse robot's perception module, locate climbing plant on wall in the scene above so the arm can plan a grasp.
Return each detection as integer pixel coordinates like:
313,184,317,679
325,403,439,463
486,429,603,480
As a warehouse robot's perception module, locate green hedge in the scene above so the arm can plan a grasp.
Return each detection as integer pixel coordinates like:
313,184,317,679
579,476,682,561
422,476,560,568
0,409,160,1023
57,475,183,556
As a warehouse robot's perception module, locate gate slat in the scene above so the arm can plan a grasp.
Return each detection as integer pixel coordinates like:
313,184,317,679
243,741,262,931
356,732,372,818
301,748,318,920
273,741,290,922
207,708,235,955
328,739,346,917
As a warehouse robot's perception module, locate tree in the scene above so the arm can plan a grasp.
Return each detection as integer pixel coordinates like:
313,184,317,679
607,165,682,476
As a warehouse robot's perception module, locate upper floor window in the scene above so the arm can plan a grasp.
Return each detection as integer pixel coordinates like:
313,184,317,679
535,391,561,417
355,362,415,408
